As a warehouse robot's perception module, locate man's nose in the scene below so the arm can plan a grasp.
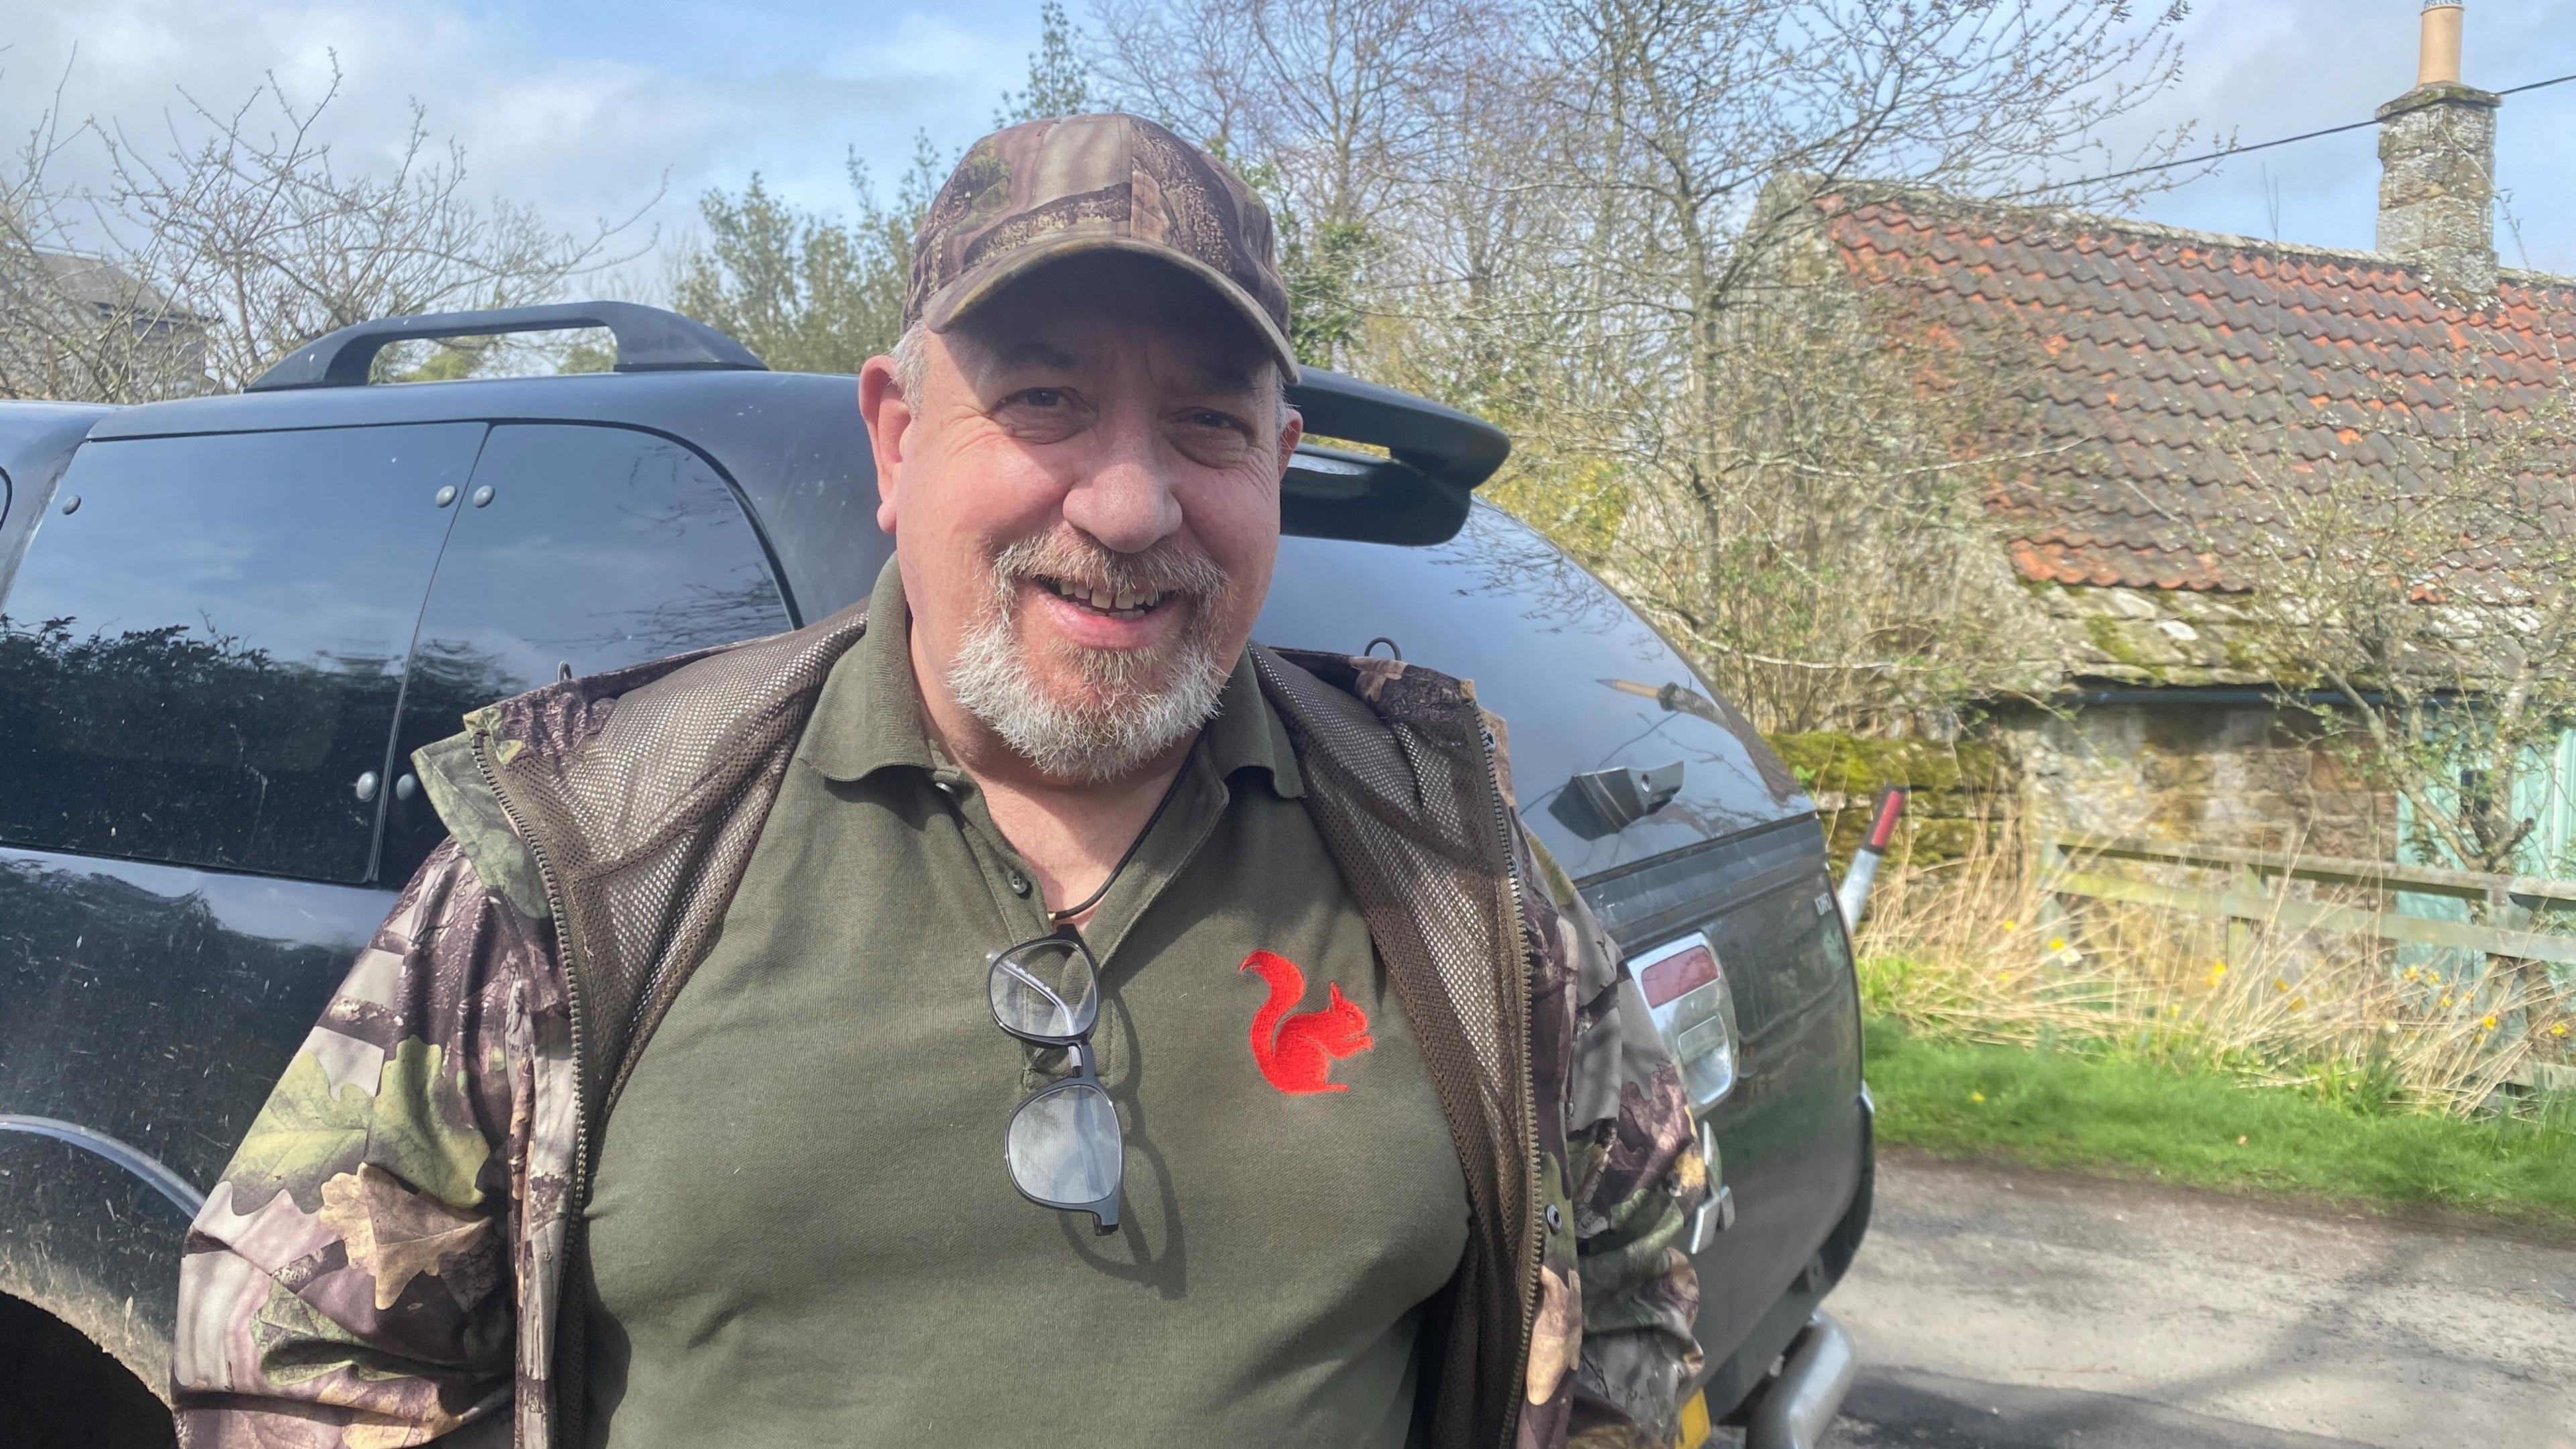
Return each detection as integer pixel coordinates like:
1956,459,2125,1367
1059,413,1184,554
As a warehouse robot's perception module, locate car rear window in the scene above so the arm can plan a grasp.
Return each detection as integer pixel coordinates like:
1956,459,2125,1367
1258,505,1806,878
0,425,484,881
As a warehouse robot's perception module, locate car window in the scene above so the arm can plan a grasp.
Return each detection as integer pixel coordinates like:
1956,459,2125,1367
380,423,793,880
0,425,484,881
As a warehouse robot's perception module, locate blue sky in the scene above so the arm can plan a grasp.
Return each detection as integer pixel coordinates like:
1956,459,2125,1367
4,0,2570,277
2102,1,2574,274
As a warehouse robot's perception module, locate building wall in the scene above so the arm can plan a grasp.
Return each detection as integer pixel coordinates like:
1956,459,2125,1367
1992,697,2397,857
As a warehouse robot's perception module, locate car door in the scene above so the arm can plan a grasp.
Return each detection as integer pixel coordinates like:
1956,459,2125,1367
377,422,796,881
0,422,484,1384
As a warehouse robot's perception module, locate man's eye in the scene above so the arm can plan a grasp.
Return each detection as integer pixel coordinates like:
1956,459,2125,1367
1189,409,1248,432
1017,388,1068,409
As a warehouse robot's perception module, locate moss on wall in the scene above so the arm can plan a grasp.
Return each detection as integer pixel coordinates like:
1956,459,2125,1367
1766,731,2015,867
1768,733,2009,794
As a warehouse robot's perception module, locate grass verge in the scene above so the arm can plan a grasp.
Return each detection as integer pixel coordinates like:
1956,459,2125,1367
1864,1015,2576,1231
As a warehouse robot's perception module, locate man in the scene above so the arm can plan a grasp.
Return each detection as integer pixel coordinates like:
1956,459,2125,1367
172,113,1704,1449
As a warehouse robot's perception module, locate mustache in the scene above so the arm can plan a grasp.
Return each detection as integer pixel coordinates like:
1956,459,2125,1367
988,530,1230,602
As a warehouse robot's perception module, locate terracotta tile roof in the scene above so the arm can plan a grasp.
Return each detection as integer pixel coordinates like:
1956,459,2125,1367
1824,191,2576,592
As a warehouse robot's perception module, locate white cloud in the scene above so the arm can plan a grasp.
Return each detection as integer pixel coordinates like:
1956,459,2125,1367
0,0,1037,254
3,0,2567,288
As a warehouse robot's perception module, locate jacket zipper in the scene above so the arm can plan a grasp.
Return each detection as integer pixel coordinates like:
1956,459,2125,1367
1477,714,1544,1449
471,732,585,1449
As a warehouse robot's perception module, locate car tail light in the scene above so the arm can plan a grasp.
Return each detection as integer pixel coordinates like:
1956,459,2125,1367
1631,932,1739,1109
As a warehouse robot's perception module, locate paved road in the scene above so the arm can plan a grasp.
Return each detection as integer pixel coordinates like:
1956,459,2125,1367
1797,1150,2576,1449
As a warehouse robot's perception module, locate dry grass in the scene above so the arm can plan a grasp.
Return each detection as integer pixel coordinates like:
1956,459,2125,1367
1855,834,2576,1118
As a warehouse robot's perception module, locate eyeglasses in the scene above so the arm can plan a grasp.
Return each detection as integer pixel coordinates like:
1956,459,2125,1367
987,926,1122,1234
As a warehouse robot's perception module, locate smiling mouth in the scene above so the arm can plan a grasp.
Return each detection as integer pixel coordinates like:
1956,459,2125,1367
1034,576,1173,620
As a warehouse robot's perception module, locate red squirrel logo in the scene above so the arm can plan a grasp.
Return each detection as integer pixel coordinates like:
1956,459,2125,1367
1240,950,1373,1094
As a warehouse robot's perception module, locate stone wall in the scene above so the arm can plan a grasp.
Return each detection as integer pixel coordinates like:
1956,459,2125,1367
1989,697,2397,857
1765,731,2016,869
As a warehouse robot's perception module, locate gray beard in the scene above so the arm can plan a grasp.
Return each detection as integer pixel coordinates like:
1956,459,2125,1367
944,543,1231,784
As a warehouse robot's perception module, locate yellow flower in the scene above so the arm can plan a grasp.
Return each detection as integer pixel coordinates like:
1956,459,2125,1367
2402,965,2422,982
2272,977,2290,992
2206,963,2228,987
2048,936,2068,952
2288,996,2305,1010
2439,993,2454,1009
2000,919,2019,932
2552,1022,2570,1038
1970,1091,1986,1104
2167,1004,2182,1016
2480,1014,2499,1031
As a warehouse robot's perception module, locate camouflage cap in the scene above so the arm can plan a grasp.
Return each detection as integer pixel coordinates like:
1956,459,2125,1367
906,113,1298,380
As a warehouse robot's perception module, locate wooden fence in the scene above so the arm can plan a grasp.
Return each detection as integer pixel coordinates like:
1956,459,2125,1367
2037,832,2576,966
2039,833,2576,1092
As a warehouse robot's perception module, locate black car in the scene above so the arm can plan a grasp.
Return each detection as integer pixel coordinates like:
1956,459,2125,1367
0,303,1868,1446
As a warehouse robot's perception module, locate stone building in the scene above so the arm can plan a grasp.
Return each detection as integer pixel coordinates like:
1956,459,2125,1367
1813,2,2576,863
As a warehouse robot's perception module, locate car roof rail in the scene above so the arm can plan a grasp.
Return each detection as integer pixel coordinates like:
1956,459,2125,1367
245,301,766,392
1285,368,1511,547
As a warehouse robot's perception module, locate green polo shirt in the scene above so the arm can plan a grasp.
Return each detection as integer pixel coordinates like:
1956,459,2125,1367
582,560,1470,1447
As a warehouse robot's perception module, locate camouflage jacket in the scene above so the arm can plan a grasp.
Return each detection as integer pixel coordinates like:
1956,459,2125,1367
171,606,1705,1449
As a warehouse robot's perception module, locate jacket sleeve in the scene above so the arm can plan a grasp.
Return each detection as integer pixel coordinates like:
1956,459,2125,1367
172,840,556,1448
1521,828,1709,1449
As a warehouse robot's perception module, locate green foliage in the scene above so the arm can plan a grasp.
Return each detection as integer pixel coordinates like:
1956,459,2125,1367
1864,1016,2576,1229
676,0,1104,372
390,339,492,384
1283,218,1372,369
1220,152,1375,372
668,140,940,374
1483,454,1631,566
995,0,1093,127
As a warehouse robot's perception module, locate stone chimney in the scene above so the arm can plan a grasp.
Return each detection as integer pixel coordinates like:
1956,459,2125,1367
2377,1,2500,299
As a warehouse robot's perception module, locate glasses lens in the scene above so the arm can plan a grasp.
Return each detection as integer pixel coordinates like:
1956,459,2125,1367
989,936,1097,1040
1006,1080,1122,1206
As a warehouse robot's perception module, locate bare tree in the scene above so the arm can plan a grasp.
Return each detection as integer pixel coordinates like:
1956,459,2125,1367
1086,0,2200,729
0,70,206,401
1090,0,1498,370
1,58,645,401
2217,365,2576,885
1091,0,1483,228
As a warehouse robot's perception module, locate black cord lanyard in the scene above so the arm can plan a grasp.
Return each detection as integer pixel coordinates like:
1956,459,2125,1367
1047,765,1189,924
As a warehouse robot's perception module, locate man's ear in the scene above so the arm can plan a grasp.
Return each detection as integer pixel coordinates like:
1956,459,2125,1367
858,356,911,534
1275,405,1304,476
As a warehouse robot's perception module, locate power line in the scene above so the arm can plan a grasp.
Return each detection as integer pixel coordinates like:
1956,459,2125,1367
1994,70,2576,202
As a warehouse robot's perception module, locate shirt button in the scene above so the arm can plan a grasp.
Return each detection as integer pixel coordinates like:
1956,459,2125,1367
1008,872,1030,896
1545,1203,1564,1233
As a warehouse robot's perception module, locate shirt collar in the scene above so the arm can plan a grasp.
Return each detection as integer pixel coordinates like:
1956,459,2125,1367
804,555,937,784
806,553,1303,800
1201,648,1304,800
